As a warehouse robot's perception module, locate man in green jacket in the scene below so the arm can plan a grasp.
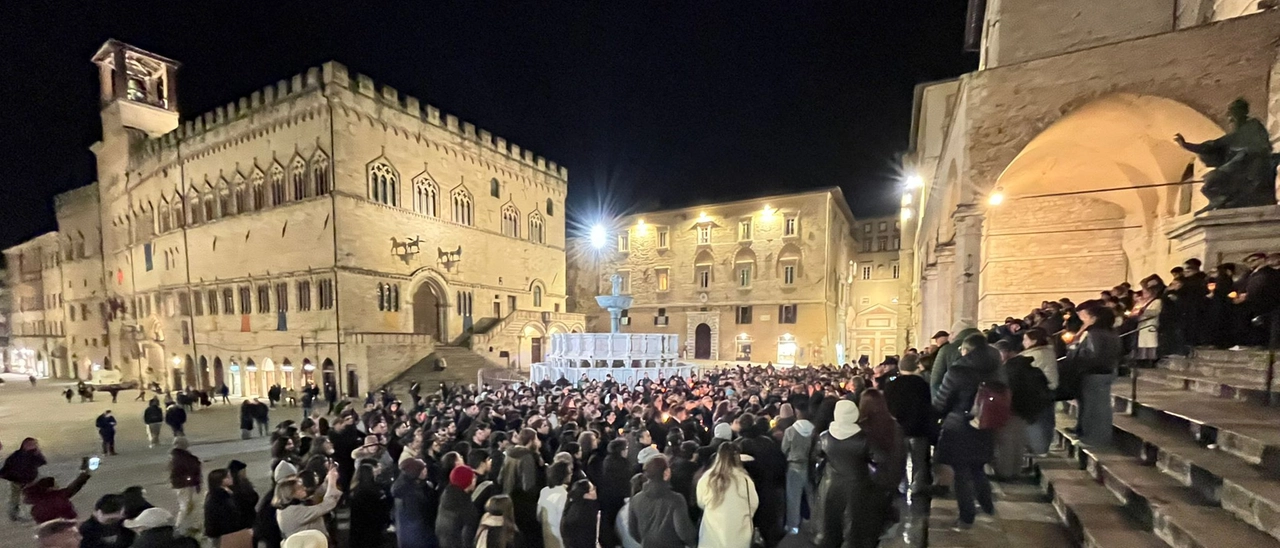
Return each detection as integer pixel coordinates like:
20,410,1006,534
931,323,979,397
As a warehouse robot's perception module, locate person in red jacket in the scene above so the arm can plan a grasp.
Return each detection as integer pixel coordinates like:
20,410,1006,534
23,469,92,523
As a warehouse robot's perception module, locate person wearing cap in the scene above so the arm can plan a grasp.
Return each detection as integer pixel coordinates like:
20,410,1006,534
392,458,432,548
125,507,199,548
931,331,950,347
273,463,341,541
436,465,481,548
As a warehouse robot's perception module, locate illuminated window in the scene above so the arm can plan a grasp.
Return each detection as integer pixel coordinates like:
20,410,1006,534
697,225,711,245
738,219,752,241
656,268,670,292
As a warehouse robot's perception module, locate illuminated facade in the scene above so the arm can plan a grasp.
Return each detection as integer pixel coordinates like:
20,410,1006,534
849,215,902,365
568,188,858,366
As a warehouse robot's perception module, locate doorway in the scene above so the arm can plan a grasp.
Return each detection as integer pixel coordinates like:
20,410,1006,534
531,337,543,364
493,302,502,318
412,280,446,341
694,324,712,359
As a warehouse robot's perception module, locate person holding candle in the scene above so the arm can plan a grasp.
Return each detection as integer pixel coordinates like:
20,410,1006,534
1062,300,1123,447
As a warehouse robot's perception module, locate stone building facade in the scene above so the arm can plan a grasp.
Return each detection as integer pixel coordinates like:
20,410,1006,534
849,215,902,365
900,3,1280,346
4,40,584,392
4,234,66,378
568,188,858,366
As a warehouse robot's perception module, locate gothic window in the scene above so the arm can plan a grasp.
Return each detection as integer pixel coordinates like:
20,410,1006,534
368,160,398,206
158,198,171,233
187,188,202,225
234,172,249,213
528,211,545,244
291,155,309,201
257,284,271,313
501,204,520,238
269,162,286,206
452,187,473,226
203,194,216,222
274,283,289,312
391,284,400,311
533,286,543,307
311,150,330,196
318,279,334,310
250,168,266,211
413,173,438,216
377,283,386,311
238,286,251,314
222,288,234,315
218,178,233,217
173,191,186,227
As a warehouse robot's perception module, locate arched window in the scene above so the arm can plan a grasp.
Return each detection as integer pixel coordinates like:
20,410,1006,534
501,204,520,238
202,184,217,222
413,173,438,216
173,191,186,228
546,198,554,216
528,210,545,244
533,286,543,307
291,155,308,201
377,283,386,311
217,178,233,217
250,168,265,211
452,187,473,226
269,163,286,206
368,160,398,206
490,178,501,198
391,284,400,311
188,187,203,225
311,150,330,196
233,172,249,214
158,198,171,232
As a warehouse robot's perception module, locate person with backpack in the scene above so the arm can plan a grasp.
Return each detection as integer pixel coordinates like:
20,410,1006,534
933,333,1002,530
993,340,1052,479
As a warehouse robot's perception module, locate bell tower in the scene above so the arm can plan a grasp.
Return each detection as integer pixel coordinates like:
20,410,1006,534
92,40,180,138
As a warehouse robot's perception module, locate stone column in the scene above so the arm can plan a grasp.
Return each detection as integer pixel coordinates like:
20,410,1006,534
952,207,984,328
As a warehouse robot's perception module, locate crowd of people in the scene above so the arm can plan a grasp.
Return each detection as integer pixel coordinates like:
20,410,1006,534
5,252,1279,548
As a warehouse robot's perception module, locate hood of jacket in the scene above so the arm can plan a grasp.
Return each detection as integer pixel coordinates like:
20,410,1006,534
505,445,535,461
949,327,982,349
789,419,814,438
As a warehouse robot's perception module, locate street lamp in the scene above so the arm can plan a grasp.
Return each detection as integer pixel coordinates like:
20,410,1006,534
905,175,923,189
590,224,607,249
987,187,1005,206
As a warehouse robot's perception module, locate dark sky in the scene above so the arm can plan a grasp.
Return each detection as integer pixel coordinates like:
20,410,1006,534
0,1,976,250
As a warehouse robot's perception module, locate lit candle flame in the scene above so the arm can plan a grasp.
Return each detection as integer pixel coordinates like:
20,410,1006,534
1062,331,1075,344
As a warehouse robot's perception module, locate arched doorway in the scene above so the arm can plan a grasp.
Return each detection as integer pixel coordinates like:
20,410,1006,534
245,359,259,397
694,324,712,359
185,356,201,390
981,93,1223,324
412,279,447,341
212,357,225,390
321,359,336,393
520,323,548,369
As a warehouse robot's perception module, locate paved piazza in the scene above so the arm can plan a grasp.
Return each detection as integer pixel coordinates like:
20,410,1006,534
0,373,278,545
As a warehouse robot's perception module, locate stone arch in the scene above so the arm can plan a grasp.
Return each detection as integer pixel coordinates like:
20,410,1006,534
411,273,449,342
776,242,802,279
212,357,224,389
320,358,337,392
981,93,1223,324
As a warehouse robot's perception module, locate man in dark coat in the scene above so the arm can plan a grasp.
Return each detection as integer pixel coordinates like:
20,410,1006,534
884,354,934,495
95,411,118,456
79,494,135,548
596,439,633,548
931,324,981,397
239,400,256,439
436,466,481,548
163,403,187,438
1,437,46,521
267,384,281,408
627,456,697,548
144,399,165,448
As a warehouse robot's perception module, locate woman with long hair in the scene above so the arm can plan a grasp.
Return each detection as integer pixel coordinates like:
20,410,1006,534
695,442,758,548
857,390,907,541
348,462,390,548
273,465,341,541
560,479,600,548
476,494,525,548
204,469,244,547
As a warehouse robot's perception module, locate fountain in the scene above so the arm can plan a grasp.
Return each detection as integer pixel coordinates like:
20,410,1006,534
530,273,698,384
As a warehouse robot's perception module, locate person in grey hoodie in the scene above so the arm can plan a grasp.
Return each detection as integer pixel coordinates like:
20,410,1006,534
780,405,814,535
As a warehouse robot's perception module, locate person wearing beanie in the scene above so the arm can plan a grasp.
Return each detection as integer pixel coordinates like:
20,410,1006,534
391,459,432,548
436,465,480,548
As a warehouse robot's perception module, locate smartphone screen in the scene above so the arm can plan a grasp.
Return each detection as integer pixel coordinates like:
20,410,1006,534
88,457,100,471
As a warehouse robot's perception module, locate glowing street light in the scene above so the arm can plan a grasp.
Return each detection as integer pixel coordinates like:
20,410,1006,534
589,224,607,249
905,175,923,189
987,188,1005,206
901,207,913,220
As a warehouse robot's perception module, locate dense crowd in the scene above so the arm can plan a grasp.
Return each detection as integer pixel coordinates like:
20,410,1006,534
5,252,1278,548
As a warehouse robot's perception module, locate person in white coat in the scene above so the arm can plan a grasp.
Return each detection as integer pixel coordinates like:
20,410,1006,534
696,442,758,548
537,461,572,548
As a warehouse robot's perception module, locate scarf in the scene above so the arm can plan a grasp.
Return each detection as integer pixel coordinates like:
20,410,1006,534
474,514,508,547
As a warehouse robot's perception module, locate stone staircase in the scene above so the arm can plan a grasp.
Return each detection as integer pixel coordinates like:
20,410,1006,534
926,347,1280,548
380,346,499,397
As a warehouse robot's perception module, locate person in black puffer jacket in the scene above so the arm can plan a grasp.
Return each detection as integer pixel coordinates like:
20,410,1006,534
933,334,1001,528
735,413,787,548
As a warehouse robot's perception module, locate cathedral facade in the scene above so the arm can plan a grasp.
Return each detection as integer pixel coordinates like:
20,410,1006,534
5,40,584,394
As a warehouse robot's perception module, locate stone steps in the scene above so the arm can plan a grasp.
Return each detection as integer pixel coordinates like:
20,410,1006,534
1054,424,1280,548
1137,368,1272,403
1108,385,1280,470
927,477,1075,548
1036,453,1168,548
381,346,494,398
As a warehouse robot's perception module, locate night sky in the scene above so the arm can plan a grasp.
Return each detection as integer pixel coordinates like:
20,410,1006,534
0,1,976,251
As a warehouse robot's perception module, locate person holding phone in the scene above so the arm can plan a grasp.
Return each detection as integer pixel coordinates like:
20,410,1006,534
274,463,342,541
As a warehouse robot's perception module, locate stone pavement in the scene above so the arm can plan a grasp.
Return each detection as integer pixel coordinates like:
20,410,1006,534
0,373,280,547
927,479,1072,548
